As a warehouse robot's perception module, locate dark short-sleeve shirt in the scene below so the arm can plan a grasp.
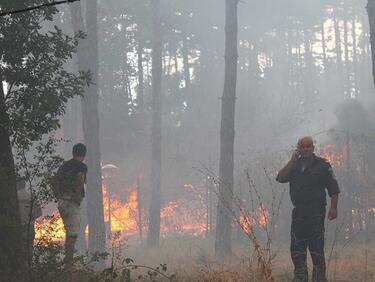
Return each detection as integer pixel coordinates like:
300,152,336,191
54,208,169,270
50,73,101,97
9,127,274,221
59,158,87,177
286,155,340,208
57,158,88,196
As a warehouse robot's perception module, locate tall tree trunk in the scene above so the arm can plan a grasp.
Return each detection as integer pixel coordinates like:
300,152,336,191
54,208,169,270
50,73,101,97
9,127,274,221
343,11,350,97
182,31,191,89
137,39,145,110
343,12,349,66
367,0,375,86
334,10,344,99
147,0,163,247
0,79,24,281
321,22,328,73
352,16,359,96
70,0,106,256
84,0,106,255
215,0,239,258
303,27,314,104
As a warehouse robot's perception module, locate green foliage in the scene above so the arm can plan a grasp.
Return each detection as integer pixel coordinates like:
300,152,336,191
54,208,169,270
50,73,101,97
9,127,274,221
0,2,89,146
0,3,89,275
0,1,90,202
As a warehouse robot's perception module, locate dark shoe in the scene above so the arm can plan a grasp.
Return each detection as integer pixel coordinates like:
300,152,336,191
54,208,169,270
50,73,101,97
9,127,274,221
312,268,327,282
312,278,327,282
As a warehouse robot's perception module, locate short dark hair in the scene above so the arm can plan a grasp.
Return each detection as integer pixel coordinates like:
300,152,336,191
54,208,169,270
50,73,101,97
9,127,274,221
72,143,86,157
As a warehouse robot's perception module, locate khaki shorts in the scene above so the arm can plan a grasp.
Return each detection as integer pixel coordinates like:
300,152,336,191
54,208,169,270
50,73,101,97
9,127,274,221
58,199,80,237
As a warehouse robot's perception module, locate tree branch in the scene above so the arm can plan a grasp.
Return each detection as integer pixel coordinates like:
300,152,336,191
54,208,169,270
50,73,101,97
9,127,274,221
0,0,80,17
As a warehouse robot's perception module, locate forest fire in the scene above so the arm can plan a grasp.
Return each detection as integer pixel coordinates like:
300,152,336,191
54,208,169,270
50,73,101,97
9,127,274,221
319,143,347,167
35,214,65,242
102,183,139,236
35,182,208,242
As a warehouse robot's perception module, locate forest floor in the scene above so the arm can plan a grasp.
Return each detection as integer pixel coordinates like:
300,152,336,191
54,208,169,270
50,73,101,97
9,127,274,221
121,236,375,282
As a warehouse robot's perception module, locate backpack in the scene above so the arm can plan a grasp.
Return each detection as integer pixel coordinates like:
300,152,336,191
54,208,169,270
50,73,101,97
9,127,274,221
51,165,85,203
51,165,81,200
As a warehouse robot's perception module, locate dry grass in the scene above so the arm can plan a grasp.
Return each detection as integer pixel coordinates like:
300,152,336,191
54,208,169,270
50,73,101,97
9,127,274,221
120,236,375,282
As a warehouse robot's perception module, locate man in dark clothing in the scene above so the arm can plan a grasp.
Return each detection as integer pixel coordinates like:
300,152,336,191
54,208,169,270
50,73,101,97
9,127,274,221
276,136,339,282
55,143,87,267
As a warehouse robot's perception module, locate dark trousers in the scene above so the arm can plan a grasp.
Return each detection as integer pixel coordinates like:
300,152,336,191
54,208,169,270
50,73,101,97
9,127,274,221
291,207,326,282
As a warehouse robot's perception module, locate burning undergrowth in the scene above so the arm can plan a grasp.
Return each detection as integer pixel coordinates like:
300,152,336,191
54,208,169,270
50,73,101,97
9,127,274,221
35,180,210,242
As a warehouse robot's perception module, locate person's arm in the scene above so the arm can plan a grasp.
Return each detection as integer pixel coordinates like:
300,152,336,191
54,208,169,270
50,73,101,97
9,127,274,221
276,149,300,183
328,194,338,220
326,163,340,220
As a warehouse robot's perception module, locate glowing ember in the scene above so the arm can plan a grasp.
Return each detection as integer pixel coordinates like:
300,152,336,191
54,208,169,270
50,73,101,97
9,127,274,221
160,201,207,236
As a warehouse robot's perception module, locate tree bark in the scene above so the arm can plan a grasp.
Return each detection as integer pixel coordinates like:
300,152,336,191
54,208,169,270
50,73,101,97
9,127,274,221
303,27,314,103
137,39,145,110
70,0,106,255
84,0,106,255
367,0,375,87
147,0,163,247
352,16,359,96
321,22,328,73
182,31,191,89
334,10,344,98
215,0,239,258
343,10,351,97
0,78,24,281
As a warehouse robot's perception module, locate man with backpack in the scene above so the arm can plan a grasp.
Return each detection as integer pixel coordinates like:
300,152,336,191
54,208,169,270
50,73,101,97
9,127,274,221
54,143,87,266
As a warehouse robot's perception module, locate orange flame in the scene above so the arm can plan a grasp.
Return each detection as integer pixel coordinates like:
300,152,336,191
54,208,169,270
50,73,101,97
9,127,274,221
160,201,207,236
102,183,139,236
239,206,269,235
319,143,347,167
36,181,270,241
35,214,65,242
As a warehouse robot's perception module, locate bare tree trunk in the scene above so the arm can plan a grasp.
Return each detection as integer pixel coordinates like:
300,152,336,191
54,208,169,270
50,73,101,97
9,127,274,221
182,31,191,89
70,0,106,256
334,10,344,98
76,198,88,253
215,0,239,258
343,11,351,97
137,39,145,110
84,0,106,255
352,16,359,96
344,12,349,66
321,22,328,72
367,0,375,86
0,79,24,281
303,27,314,104
147,0,163,247
137,176,143,241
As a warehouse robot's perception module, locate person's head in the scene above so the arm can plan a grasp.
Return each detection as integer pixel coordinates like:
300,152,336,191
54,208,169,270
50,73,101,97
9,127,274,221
297,136,314,159
16,179,26,191
72,143,86,161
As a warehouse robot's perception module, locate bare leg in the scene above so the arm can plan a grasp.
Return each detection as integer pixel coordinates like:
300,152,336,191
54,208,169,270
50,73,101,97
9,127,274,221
64,235,77,269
